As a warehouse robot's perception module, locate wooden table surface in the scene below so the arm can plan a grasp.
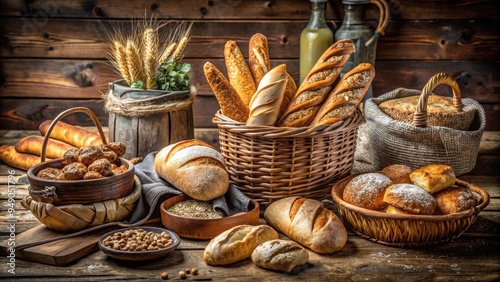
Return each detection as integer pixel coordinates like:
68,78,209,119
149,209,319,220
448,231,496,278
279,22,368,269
0,129,499,282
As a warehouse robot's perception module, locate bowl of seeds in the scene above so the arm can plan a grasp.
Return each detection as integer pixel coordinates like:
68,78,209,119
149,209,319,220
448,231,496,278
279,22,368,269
160,194,260,240
98,226,180,261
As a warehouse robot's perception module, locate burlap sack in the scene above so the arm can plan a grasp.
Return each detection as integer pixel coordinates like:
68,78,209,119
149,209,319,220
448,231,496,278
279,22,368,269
358,87,485,176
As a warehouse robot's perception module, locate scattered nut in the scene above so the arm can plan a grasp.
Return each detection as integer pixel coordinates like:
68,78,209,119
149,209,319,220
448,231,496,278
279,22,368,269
160,271,168,280
179,270,186,279
184,267,191,274
191,268,198,275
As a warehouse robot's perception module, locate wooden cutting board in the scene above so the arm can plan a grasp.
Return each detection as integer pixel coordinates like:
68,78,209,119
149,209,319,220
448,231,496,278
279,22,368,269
0,218,161,266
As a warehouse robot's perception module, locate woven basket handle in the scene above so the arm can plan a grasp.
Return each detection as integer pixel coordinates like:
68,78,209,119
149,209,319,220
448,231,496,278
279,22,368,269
41,107,107,162
413,73,463,127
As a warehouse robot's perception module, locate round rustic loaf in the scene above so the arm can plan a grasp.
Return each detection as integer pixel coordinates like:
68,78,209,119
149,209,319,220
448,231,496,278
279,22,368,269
343,173,392,210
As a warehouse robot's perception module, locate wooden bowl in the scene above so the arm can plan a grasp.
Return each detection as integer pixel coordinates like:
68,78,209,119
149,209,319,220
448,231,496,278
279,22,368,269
160,194,260,240
27,157,135,205
98,227,180,261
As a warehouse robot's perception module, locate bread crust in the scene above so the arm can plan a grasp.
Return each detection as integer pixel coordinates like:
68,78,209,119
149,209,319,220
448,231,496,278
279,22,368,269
410,164,456,194
0,145,51,170
224,40,256,107
15,135,76,159
383,184,437,215
39,120,104,148
343,172,392,210
434,185,477,214
264,196,347,254
277,39,355,127
251,239,309,272
248,33,271,86
203,224,279,265
380,164,413,184
203,61,249,122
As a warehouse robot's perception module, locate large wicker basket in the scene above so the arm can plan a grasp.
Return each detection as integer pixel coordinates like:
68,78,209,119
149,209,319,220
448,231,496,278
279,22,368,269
331,174,490,247
212,109,364,210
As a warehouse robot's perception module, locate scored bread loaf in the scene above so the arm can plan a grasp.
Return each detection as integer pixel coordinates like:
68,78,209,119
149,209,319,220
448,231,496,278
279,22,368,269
251,239,309,273
154,139,229,201
224,40,256,107
310,63,375,126
279,73,298,119
248,33,271,86
277,39,355,127
15,135,77,159
0,145,52,171
203,224,279,265
39,120,104,148
264,196,347,254
203,61,249,122
246,64,288,126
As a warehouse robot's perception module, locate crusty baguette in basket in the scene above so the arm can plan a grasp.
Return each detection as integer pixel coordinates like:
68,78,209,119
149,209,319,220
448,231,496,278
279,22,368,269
248,33,271,86
224,40,256,107
277,39,355,127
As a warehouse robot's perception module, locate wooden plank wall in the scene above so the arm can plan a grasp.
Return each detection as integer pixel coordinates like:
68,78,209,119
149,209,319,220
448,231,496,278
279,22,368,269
0,0,499,135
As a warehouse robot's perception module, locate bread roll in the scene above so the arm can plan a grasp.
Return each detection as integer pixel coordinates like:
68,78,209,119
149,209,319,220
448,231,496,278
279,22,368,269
343,173,392,210
154,139,229,201
385,205,411,215
246,64,288,126
310,63,375,126
14,135,77,159
251,239,309,273
0,145,51,171
277,39,355,127
248,33,270,86
380,164,413,184
433,185,477,214
224,40,256,106
203,61,249,122
203,225,279,265
410,164,456,194
39,120,104,148
264,196,347,254
383,184,437,215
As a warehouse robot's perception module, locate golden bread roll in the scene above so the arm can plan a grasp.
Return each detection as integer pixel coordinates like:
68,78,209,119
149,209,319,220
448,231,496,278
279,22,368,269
203,61,249,122
251,239,309,273
380,164,413,184
277,39,355,127
0,145,51,171
203,225,279,266
224,40,256,107
343,172,392,210
39,120,104,148
433,185,477,214
264,196,347,254
246,64,288,126
310,63,375,126
383,184,437,215
14,135,77,159
410,164,456,194
248,33,271,86
154,139,229,201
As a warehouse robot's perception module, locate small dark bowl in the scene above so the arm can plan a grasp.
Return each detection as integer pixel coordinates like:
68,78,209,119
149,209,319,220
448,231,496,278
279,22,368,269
160,194,260,240
98,227,180,261
27,157,135,205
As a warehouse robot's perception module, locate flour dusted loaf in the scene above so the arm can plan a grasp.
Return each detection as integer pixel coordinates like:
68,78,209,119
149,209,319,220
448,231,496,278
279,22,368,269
203,225,279,265
154,140,229,201
251,239,309,273
264,196,347,254
343,173,393,210
383,184,437,215
433,185,477,214
410,164,456,194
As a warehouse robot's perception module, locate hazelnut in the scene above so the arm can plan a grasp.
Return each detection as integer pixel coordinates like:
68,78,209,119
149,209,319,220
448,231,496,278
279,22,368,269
160,271,168,280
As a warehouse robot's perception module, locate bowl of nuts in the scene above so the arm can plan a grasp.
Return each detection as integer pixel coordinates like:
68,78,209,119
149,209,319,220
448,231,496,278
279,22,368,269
98,226,180,261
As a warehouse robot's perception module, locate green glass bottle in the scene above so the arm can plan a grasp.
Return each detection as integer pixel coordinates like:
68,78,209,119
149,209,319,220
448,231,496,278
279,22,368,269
299,0,334,84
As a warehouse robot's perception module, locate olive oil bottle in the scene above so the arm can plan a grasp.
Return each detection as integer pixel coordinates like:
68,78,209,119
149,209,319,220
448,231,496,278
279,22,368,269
299,0,333,84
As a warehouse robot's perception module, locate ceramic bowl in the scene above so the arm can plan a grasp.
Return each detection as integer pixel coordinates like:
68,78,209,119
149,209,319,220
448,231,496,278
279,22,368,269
160,194,260,240
98,226,180,261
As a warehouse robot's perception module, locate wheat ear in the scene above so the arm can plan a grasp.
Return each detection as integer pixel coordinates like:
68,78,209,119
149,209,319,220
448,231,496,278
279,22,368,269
172,36,188,62
113,40,132,85
125,39,145,87
160,42,177,63
143,28,158,89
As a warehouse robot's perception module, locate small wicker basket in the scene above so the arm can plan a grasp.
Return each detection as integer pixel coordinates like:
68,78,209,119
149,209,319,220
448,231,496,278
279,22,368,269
331,174,490,247
212,109,364,210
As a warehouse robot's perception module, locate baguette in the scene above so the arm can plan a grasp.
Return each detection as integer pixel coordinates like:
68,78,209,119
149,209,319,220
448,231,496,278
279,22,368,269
248,33,271,86
203,224,279,266
0,145,51,171
154,139,229,201
246,64,288,126
264,196,347,254
310,63,375,125
278,73,298,119
203,61,249,122
39,120,104,148
15,135,77,159
224,40,256,107
277,39,355,127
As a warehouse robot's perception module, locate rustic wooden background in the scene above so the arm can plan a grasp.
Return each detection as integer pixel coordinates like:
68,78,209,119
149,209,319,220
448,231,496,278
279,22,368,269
0,0,499,136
